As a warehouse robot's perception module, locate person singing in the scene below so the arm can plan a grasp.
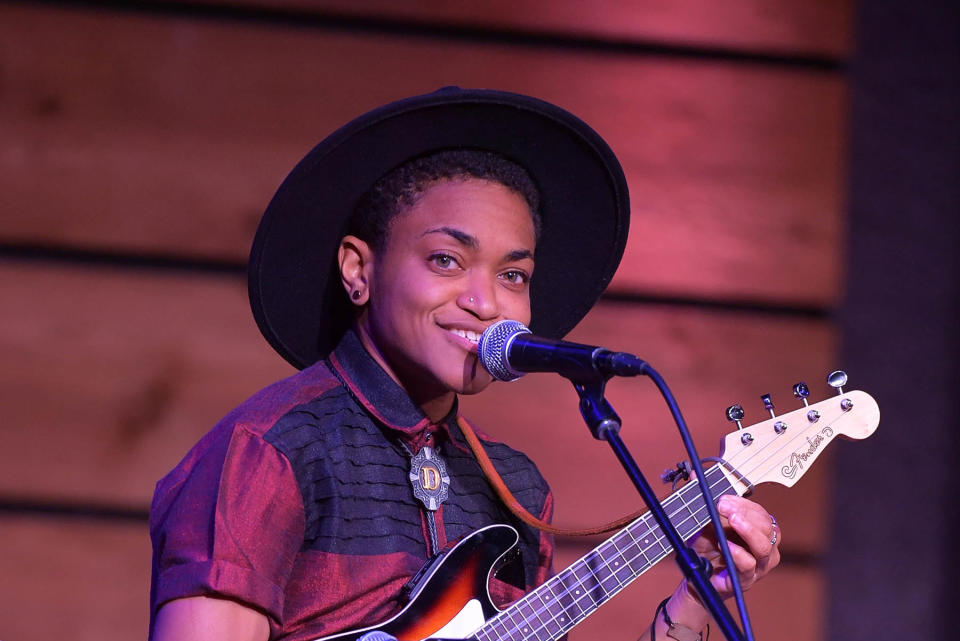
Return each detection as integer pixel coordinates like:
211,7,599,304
149,88,781,641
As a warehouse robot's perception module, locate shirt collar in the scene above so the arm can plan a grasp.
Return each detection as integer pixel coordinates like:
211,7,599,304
327,328,458,441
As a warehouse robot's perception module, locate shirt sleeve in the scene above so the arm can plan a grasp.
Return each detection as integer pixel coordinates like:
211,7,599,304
149,422,306,626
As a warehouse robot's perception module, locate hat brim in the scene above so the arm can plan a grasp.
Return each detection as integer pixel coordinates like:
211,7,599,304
249,87,630,369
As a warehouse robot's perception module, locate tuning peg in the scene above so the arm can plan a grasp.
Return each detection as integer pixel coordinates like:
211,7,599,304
761,393,776,418
762,394,787,434
792,381,810,406
725,404,745,430
828,371,855,411
726,404,754,445
827,370,848,395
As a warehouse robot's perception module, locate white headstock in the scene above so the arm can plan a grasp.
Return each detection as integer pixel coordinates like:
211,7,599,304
717,386,879,494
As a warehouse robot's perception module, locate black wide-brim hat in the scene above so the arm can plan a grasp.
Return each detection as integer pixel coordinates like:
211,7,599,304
249,87,630,369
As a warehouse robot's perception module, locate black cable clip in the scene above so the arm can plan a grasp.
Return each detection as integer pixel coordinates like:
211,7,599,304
660,460,691,487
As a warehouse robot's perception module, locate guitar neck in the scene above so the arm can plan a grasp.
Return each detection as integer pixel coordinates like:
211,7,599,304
475,465,736,641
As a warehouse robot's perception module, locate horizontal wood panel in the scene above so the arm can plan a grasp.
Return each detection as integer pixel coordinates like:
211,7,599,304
0,516,820,641
0,3,846,306
0,261,838,552
0,262,295,506
555,540,823,640
0,516,150,641
198,0,853,58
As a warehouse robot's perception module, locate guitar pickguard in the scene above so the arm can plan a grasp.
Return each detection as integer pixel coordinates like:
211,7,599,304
429,598,485,638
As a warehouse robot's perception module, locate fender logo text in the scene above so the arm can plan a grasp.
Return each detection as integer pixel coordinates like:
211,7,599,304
781,426,835,479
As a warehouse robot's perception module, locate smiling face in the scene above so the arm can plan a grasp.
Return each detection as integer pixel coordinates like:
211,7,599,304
341,178,536,418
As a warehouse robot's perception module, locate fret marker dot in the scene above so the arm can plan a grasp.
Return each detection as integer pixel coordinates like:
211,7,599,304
575,590,581,595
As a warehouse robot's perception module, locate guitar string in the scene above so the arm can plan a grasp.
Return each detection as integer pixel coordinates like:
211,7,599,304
489,424,797,641
712,404,845,488
504,476,723,641
489,477,717,640
480,405,854,641
478,466,728,641
486,466,735,641
481,466,720,640
491,405,856,641
481,498,713,641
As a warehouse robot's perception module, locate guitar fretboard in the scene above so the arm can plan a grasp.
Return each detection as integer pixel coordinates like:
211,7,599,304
474,465,736,641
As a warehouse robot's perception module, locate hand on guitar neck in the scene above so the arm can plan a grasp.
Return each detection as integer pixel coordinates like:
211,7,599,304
638,494,782,641
637,378,878,640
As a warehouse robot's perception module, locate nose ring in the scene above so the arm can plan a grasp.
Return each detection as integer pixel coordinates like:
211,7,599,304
469,297,475,303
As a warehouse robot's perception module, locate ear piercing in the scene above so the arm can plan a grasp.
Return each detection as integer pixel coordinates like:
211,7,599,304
352,291,361,300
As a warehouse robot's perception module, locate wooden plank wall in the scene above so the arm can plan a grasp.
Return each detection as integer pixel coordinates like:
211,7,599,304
0,2,851,640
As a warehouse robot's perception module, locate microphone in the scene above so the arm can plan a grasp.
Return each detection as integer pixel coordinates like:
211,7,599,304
478,319,648,382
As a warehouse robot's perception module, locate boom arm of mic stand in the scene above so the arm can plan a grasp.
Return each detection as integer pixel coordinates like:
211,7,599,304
569,374,750,641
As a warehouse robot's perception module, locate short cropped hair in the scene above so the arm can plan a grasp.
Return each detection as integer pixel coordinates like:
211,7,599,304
348,149,542,251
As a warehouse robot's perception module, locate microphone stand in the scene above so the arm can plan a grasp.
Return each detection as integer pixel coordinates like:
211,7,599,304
570,368,751,641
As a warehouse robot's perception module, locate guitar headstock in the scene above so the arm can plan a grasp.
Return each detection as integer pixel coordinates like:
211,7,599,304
717,373,879,493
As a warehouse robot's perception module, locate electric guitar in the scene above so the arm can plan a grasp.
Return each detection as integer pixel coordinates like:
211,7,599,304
317,378,880,641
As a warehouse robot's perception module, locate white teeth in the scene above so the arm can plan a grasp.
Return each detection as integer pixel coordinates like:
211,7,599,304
450,329,480,343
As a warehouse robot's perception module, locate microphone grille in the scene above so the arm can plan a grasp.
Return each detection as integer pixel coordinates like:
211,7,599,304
478,319,530,382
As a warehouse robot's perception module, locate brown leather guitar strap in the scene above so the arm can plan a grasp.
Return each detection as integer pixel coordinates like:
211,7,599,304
456,416,644,536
